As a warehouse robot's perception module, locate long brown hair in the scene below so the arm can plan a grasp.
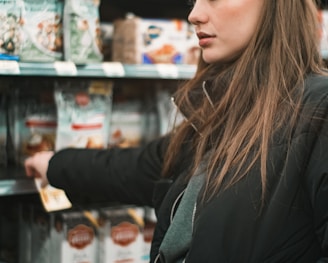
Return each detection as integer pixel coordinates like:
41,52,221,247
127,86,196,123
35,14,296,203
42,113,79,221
162,0,325,204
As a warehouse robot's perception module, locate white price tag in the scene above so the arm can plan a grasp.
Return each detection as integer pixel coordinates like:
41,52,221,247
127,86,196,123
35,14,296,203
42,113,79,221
0,60,20,74
102,62,125,77
156,64,179,78
54,61,77,76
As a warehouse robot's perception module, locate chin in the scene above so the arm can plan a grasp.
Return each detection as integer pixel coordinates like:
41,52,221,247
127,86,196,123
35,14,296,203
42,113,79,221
202,48,238,64
203,54,237,64
202,52,224,64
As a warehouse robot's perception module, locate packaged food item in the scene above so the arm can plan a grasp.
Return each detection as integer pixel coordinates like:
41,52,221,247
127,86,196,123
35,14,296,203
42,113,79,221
112,15,188,64
19,0,64,62
98,205,144,263
109,101,144,148
35,176,72,212
6,83,57,166
52,210,99,263
63,0,103,64
54,80,112,150
14,86,57,166
0,0,23,60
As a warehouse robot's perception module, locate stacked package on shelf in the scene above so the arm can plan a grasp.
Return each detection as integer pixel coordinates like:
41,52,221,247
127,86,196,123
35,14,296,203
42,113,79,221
20,205,100,263
108,82,160,148
51,210,99,263
17,204,155,263
6,82,57,167
112,15,200,65
98,205,145,263
0,0,23,61
0,0,106,63
63,0,103,64
19,0,64,62
109,100,145,148
54,80,112,151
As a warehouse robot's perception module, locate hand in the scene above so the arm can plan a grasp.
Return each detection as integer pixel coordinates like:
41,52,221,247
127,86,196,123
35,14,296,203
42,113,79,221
24,151,54,187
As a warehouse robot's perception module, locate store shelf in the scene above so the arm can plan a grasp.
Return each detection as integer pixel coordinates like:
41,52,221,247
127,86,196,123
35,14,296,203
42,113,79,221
0,167,37,196
0,61,196,197
0,61,197,79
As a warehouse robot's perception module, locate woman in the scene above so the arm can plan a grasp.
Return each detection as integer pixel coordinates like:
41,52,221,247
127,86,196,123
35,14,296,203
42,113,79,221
25,0,328,262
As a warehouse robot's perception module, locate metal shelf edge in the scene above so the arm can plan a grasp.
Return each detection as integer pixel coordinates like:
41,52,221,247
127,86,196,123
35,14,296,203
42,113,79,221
0,62,197,79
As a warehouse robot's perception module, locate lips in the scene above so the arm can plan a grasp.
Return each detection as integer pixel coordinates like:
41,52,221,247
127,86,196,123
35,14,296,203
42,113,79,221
196,32,212,39
197,32,214,47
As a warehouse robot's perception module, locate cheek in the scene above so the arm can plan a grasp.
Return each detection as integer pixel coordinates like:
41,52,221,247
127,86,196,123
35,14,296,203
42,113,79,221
221,0,263,33
213,6,251,34
226,10,261,45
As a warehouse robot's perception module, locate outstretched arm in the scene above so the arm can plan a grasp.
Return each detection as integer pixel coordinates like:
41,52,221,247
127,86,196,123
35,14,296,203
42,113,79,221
25,135,170,207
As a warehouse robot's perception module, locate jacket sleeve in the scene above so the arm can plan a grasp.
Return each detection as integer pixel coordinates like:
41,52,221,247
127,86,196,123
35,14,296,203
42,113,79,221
302,100,328,261
305,133,328,261
47,135,170,207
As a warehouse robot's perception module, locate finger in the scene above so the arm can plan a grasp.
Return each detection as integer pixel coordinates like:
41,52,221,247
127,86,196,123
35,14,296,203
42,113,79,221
40,177,49,188
24,157,38,177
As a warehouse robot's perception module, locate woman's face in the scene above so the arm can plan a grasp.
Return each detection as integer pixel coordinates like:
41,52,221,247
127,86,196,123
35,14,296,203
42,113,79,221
188,0,264,64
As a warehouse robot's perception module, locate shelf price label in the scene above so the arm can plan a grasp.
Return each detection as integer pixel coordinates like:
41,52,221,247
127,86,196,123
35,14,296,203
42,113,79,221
54,61,77,76
156,64,179,78
102,62,125,77
0,60,20,74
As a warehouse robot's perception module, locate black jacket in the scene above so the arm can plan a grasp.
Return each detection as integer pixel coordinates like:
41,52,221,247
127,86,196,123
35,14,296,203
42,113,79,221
48,74,328,262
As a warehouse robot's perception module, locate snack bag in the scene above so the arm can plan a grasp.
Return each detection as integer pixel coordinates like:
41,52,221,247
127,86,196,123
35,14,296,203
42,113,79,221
54,80,112,150
19,0,64,62
109,101,144,148
5,83,57,166
16,88,57,166
0,0,23,60
63,0,103,64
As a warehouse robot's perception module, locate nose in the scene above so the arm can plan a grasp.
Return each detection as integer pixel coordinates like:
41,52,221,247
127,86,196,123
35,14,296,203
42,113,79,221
188,1,207,25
